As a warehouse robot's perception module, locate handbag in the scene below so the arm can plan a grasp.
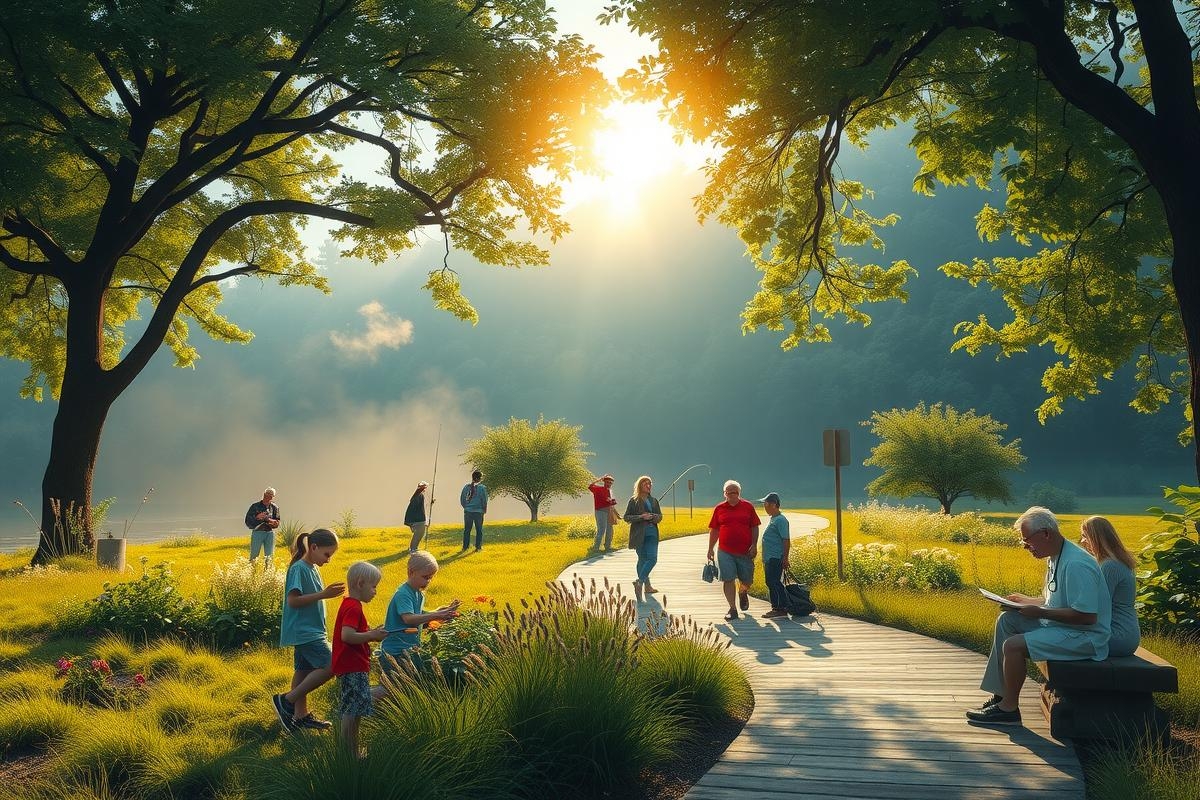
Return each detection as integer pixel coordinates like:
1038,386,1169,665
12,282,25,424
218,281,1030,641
782,568,816,616
701,558,718,583
607,505,621,525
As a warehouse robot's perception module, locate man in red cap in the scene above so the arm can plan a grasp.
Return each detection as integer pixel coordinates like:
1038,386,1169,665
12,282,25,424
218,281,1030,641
588,474,618,551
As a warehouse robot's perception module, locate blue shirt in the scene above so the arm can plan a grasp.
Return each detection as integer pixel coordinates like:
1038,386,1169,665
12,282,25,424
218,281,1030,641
1042,539,1110,658
761,514,790,562
381,582,423,656
641,498,659,538
461,482,488,513
280,560,327,646
1101,559,1140,656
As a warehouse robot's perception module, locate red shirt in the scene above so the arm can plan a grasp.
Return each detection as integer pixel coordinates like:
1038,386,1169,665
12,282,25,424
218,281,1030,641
588,483,616,510
708,500,761,555
332,597,371,675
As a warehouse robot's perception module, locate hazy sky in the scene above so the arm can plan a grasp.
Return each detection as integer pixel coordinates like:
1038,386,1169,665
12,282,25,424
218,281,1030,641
0,4,1190,549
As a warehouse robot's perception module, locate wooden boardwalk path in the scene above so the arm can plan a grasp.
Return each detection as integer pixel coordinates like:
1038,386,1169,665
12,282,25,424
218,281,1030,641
557,520,1084,800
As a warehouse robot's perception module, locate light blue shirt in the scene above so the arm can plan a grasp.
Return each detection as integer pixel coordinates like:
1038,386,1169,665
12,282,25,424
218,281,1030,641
1101,559,1140,657
1042,539,1110,658
761,514,790,562
280,560,327,646
461,482,488,513
381,582,423,656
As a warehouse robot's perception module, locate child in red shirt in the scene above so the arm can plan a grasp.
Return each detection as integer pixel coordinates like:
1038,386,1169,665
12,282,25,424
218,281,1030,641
332,561,389,755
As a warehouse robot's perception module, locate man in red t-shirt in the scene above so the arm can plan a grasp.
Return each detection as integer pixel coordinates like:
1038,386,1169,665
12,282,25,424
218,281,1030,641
707,479,761,621
588,474,618,551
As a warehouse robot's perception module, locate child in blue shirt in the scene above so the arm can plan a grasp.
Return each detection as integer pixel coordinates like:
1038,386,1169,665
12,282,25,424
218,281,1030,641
379,550,460,675
272,528,344,734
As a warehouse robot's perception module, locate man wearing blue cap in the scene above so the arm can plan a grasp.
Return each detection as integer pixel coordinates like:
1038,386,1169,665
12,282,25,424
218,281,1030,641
759,492,791,619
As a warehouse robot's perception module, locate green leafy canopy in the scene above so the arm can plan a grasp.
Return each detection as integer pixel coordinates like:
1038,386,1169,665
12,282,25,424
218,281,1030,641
604,0,1195,439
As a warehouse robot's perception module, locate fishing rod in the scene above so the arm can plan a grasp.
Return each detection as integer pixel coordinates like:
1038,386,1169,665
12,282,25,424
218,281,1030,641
426,424,442,541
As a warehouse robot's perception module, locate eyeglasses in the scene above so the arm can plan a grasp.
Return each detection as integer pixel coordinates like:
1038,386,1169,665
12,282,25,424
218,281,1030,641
724,490,739,495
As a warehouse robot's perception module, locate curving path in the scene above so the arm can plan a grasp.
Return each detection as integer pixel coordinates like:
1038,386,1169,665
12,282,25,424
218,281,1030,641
557,521,1084,800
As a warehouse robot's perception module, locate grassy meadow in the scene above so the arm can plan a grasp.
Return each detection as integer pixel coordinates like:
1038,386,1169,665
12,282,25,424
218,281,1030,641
0,513,721,800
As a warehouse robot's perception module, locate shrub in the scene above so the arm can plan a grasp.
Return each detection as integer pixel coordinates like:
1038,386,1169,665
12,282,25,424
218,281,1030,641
64,559,199,640
1139,486,1200,633
426,599,499,679
1027,482,1078,513
846,542,963,590
853,501,1015,547
0,696,79,749
198,556,285,649
277,519,305,551
54,654,146,709
333,508,361,539
636,620,752,725
159,533,209,548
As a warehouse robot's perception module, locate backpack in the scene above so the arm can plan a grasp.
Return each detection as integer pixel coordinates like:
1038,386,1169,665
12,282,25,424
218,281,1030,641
783,570,817,617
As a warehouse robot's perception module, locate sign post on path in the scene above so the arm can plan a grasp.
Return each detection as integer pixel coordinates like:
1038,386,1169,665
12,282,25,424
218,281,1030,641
822,428,850,581
688,479,695,517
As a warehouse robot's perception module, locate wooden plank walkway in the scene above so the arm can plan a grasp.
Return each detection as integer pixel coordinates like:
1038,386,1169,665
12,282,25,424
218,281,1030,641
556,519,1085,800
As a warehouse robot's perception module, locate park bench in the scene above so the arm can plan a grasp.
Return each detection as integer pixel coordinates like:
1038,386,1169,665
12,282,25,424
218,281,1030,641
1037,647,1178,742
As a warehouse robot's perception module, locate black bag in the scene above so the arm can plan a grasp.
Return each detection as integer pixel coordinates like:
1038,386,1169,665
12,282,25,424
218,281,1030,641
783,569,816,616
701,558,717,583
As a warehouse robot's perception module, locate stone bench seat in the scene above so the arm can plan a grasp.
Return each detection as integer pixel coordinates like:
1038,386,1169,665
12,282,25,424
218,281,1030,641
1036,647,1178,741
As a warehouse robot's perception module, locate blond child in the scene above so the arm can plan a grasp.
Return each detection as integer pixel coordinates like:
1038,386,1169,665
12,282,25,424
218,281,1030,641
272,528,343,733
379,550,460,674
332,561,389,755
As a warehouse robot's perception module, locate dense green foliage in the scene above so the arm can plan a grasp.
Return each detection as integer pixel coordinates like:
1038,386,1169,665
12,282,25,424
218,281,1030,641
862,403,1024,512
1140,485,1200,632
0,0,609,558
604,0,1200,455
1027,482,1079,513
462,415,593,520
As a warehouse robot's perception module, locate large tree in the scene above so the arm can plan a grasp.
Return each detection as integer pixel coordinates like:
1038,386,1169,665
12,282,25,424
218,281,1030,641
862,402,1024,514
0,1,608,562
462,416,592,521
606,2,1200,473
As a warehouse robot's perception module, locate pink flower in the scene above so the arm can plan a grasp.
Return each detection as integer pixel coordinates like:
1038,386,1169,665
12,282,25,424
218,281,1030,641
134,674,146,686
90,659,111,673
55,658,73,673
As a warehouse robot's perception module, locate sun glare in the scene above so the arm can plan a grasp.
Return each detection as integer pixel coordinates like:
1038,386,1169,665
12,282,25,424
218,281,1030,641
563,102,707,217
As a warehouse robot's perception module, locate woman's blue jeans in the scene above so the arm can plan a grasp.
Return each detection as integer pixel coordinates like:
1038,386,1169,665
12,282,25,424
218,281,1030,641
463,511,484,549
636,534,659,583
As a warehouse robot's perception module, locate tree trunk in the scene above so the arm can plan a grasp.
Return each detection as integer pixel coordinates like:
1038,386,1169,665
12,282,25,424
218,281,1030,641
1170,225,1200,484
35,376,114,564
939,497,953,515
528,499,539,522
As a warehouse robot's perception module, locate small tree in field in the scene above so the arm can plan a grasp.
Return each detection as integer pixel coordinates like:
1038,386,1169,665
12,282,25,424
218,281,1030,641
462,417,592,522
862,403,1024,514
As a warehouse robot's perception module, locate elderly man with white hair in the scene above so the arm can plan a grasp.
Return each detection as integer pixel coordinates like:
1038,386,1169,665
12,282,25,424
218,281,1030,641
245,486,281,562
707,480,761,621
966,506,1110,727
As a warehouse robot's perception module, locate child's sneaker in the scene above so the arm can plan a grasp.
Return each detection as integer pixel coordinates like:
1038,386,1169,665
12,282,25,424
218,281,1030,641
272,694,296,733
294,713,334,730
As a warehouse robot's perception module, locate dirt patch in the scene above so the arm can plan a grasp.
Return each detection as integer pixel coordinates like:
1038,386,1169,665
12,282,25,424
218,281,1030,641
0,746,52,786
632,712,750,800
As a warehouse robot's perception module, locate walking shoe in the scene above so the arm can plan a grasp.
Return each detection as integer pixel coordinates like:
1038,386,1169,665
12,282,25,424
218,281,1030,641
643,585,658,594
632,580,643,602
724,608,739,621
761,608,788,619
976,694,1003,711
293,713,334,730
738,590,749,611
965,704,1022,726
272,694,296,733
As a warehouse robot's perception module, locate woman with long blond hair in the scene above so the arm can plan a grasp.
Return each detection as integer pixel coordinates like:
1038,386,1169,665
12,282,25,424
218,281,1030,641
623,475,662,602
1080,515,1140,657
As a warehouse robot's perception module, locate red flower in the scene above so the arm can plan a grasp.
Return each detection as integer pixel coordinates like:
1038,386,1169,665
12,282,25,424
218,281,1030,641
134,674,146,686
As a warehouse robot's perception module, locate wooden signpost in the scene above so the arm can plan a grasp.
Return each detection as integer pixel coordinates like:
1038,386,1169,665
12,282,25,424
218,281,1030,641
822,428,850,580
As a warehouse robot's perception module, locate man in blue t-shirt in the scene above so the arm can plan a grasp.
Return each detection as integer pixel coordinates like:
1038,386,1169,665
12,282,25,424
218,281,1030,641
758,492,791,619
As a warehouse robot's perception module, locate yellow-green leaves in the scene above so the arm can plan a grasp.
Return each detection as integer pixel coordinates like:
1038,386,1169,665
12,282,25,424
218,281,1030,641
423,270,478,325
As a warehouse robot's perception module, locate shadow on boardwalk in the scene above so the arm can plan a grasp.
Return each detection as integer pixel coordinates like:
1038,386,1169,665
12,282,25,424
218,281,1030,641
558,528,1084,800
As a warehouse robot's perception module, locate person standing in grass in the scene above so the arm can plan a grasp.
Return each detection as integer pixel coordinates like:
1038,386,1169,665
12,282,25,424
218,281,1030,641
460,470,488,552
272,528,344,734
245,486,280,563
404,481,430,554
588,474,619,552
379,550,461,675
758,492,791,620
707,480,761,621
332,561,390,756
624,475,663,601
966,506,1110,727
1079,515,1141,657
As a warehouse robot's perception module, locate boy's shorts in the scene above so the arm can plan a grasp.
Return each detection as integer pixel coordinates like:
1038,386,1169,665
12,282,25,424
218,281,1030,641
337,671,374,717
717,550,755,584
293,639,333,671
